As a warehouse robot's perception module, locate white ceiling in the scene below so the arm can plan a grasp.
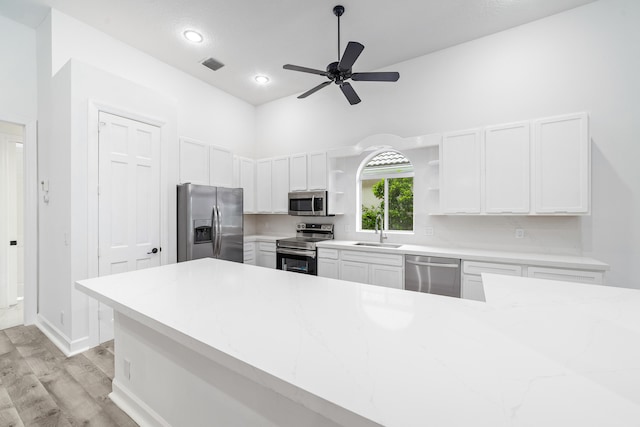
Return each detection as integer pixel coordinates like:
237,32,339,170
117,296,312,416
0,0,597,106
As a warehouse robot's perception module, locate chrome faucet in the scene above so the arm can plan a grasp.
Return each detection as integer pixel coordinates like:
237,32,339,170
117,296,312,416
374,213,387,244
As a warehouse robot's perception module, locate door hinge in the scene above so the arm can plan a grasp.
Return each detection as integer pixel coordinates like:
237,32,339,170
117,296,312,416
97,185,101,196
97,247,101,258
98,121,106,133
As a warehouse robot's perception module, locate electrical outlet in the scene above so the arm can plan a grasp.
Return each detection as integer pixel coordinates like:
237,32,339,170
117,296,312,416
123,358,131,380
344,224,352,232
425,226,434,236
515,228,525,239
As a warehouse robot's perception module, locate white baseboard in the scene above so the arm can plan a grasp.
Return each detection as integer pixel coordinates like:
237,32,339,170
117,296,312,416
111,380,171,427
36,314,93,356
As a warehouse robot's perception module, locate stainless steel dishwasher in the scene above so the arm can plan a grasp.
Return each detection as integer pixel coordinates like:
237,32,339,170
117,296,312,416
404,255,461,297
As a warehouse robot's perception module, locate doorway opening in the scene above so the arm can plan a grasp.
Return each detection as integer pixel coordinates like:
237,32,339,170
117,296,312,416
0,120,25,329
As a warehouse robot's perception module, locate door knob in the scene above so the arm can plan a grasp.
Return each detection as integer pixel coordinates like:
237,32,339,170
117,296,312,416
147,248,159,254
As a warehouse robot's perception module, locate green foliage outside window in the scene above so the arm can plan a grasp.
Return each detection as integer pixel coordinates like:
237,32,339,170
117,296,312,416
361,177,413,230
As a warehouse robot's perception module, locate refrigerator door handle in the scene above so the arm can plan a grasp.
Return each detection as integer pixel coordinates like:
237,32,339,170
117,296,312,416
215,206,222,257
211,206,218,257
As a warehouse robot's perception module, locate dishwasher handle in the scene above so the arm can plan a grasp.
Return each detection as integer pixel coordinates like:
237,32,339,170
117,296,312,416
405,260,460,268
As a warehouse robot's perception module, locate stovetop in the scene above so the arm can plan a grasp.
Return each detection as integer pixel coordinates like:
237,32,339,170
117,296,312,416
276,223,334,250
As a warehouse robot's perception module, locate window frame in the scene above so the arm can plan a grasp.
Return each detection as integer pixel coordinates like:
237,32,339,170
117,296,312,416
356,149,415,233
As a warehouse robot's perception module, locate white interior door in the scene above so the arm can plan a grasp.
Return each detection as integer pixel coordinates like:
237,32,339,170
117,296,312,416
98,112,161,342
0,134,21,310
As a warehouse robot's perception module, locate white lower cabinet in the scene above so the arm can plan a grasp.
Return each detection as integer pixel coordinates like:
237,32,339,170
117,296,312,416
257,242,276,269
317,249,339,279
243,242,256,265
526,266,603,285
319,249,404,289
340,260,369,284
461,274,486,302
461,260,605,301
370,264,403,290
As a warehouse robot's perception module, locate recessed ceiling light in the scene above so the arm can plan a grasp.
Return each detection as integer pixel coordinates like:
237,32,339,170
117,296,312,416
255,75,270,85
183,30,203,43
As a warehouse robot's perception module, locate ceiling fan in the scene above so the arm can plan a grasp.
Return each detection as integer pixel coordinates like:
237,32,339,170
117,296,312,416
283,5,400,105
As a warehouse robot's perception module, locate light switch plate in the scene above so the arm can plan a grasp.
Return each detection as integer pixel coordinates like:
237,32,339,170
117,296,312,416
515,228,525,239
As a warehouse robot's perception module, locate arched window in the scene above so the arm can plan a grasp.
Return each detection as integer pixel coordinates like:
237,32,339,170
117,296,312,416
358,150,414,232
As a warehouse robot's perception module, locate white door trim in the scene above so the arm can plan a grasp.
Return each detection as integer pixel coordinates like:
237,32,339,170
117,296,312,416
87,100,168,347
0,114,37,326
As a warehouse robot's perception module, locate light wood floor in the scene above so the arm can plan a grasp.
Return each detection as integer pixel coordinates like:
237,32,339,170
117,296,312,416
0,325,137,426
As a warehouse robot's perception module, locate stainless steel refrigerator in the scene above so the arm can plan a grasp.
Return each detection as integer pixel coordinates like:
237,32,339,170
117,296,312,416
177,184,244,263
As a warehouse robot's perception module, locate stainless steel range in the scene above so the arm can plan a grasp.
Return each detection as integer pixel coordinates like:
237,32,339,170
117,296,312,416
276,223,334,275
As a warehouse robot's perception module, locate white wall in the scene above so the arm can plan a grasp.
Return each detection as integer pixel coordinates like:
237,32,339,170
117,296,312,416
49,10,255,158
0,15,37,120
34,9,257,353
255,0,640,288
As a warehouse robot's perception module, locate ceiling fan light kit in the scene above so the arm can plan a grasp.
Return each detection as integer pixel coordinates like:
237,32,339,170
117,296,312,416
283,5,400,105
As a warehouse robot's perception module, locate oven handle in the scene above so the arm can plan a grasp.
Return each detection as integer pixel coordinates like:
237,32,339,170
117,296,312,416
311,195,315,215
277,248,317,259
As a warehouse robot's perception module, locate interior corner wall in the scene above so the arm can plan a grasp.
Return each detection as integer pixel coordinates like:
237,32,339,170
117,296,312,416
0,14,37,119
255,0,640,289
48,9,256,158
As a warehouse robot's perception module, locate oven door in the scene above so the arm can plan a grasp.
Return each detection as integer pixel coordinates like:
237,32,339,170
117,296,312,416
276,248,317,275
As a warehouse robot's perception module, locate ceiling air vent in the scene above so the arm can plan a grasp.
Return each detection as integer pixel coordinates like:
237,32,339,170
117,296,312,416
202,57,225,71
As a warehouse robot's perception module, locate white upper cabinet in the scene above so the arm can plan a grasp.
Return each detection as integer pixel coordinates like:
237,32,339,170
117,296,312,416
209,145,233,187
289,152,327,191
533,113,590,214
308,151,327,190
271,157,290,213
256,159,272,213
238,156,256,213
440,129,482,213
484,122,530,214
290,153,307,191
179,138,209,185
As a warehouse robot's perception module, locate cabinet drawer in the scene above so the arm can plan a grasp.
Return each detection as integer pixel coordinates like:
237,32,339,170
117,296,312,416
527,266,603,285
340,250,403,266
258,242,276,252
318,248,339,260
463,261,522,277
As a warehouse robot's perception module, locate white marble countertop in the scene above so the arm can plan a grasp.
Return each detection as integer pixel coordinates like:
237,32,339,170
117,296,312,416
317,240,609,271
76,259,638,426
244,234,290,243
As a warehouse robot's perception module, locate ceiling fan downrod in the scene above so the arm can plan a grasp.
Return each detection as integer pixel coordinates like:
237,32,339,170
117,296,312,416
334,5,345,62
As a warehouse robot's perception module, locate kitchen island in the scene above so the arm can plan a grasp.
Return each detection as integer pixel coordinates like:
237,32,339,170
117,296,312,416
76,258,640,427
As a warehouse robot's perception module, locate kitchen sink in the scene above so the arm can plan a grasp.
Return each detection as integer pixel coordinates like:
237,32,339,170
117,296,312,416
353,242,403,248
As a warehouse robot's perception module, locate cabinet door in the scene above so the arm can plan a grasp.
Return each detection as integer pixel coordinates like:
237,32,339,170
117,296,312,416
239,157,256,213
484,122,530,213
210,146,233,187
179,138,209,185
256,159,272,213
243,242,256,265
462,274,486,302
533,113,589,213
369,264,403,289
308,151,327,190
290,153,307,191
441,129,482,213
257,242,276,268
339,260,369,284
318,258,339,279
271,157,290,213
526,266,603,285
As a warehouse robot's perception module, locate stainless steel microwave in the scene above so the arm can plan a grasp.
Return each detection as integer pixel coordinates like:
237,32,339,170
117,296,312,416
288,191,331,216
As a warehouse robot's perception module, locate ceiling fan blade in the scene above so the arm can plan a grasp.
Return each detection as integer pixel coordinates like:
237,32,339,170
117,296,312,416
298,81,332,99
283,64,328,76
351,72,400,82
338,42,364,72
340,82,361,105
